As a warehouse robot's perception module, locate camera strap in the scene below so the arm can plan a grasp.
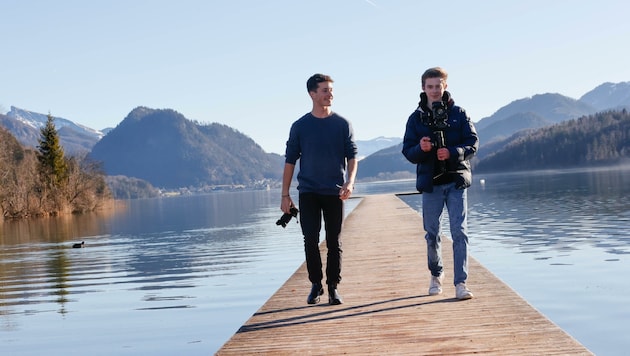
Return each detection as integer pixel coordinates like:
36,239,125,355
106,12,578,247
441,91,453,107
418,92,431,115
418,91,453,114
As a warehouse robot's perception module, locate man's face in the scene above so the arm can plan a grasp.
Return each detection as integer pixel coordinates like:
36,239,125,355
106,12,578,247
310,81,334,107
423,77,447,103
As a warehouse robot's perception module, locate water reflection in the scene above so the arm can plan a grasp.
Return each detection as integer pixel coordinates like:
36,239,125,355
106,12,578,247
112,191,275,235
0,191,279,326
475,169,629,256
0,205,120,246
399,168,630,258
398,167,630,356
0,168,628,355
48,250,70,315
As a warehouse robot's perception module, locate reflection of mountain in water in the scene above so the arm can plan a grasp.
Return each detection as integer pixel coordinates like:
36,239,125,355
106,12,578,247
0,170,628,354
401,167,630,256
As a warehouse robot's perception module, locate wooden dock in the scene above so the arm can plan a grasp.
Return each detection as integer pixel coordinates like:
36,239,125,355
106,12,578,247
217,194,592,355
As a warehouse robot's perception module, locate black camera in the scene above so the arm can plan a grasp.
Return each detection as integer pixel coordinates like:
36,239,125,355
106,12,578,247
430,101,449,130
423,102,449,178
276,206,299,228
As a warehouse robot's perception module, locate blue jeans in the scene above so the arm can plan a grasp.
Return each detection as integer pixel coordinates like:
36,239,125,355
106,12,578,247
422,182,469,285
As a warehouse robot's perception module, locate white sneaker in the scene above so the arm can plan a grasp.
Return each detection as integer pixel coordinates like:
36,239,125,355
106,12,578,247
456,283,473,300
428,274,443,295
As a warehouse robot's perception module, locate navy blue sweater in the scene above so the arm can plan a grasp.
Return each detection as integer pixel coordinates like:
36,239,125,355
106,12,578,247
285,112,357,195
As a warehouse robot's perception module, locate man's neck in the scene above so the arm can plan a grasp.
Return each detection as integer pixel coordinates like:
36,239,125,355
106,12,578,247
311,106,332,118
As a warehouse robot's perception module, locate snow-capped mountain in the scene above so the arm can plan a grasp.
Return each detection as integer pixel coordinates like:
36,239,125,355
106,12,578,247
355,136,402,160
1,106,105,155
7,106,104,139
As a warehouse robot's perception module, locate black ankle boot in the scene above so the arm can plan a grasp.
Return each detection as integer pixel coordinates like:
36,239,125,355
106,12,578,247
307,283,324,304
328,285,343,305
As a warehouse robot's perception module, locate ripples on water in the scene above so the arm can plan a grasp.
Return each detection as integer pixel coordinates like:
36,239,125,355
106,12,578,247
399,167,630,356
1,168,628,355
466,170,630,258
0,192,360,355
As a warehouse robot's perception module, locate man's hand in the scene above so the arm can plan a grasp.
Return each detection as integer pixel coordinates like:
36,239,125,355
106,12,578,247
437,147,450,160
281,195,295,214
420,136,432,152
337,183,353,200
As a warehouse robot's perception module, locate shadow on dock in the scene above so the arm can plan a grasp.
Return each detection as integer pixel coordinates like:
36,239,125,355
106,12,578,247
217,194,592,355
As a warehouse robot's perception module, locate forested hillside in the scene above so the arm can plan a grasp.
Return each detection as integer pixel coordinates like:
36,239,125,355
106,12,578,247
89,107,284,189
475,110,630,172
356,110,629,179
0,118,110,219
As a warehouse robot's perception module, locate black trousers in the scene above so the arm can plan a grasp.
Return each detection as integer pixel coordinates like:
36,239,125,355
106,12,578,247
299,192,343,287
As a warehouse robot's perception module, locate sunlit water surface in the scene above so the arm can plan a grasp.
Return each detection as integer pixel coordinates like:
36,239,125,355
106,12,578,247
1,167,628,355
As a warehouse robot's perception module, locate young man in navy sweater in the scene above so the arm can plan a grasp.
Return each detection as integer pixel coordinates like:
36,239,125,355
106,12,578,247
281,73,358,305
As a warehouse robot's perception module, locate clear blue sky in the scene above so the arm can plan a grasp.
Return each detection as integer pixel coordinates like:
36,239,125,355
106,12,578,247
2,0,629,154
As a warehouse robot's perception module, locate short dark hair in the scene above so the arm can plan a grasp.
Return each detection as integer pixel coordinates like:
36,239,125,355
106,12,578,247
307,73,334,93
421,67,448,87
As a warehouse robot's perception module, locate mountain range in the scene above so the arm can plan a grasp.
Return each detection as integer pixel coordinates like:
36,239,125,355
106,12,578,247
356,81,630,179
0,106,106,156
1,81,629,189
476,82,630,145
89,107,284,189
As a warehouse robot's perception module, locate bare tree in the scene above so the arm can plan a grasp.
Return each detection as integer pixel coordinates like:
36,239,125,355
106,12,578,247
65,155,110,213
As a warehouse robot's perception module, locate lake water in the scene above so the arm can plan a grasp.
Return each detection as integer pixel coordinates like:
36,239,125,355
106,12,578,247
0,167,628,355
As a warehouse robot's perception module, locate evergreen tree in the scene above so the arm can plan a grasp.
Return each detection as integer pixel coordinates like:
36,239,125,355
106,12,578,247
1,121,111,219
37,113,68,186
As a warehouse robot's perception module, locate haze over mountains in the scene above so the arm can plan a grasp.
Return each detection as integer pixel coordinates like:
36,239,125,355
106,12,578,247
90,107,284,189
476,81,630,144
1,81,629,190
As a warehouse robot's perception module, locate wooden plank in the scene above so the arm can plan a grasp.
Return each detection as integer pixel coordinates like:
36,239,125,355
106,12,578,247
217,194,592,355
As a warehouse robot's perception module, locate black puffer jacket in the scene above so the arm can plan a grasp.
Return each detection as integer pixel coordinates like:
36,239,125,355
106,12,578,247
402,92,479,193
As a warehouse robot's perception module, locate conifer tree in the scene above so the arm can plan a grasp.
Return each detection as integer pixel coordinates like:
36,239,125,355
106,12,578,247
37,113,68,186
